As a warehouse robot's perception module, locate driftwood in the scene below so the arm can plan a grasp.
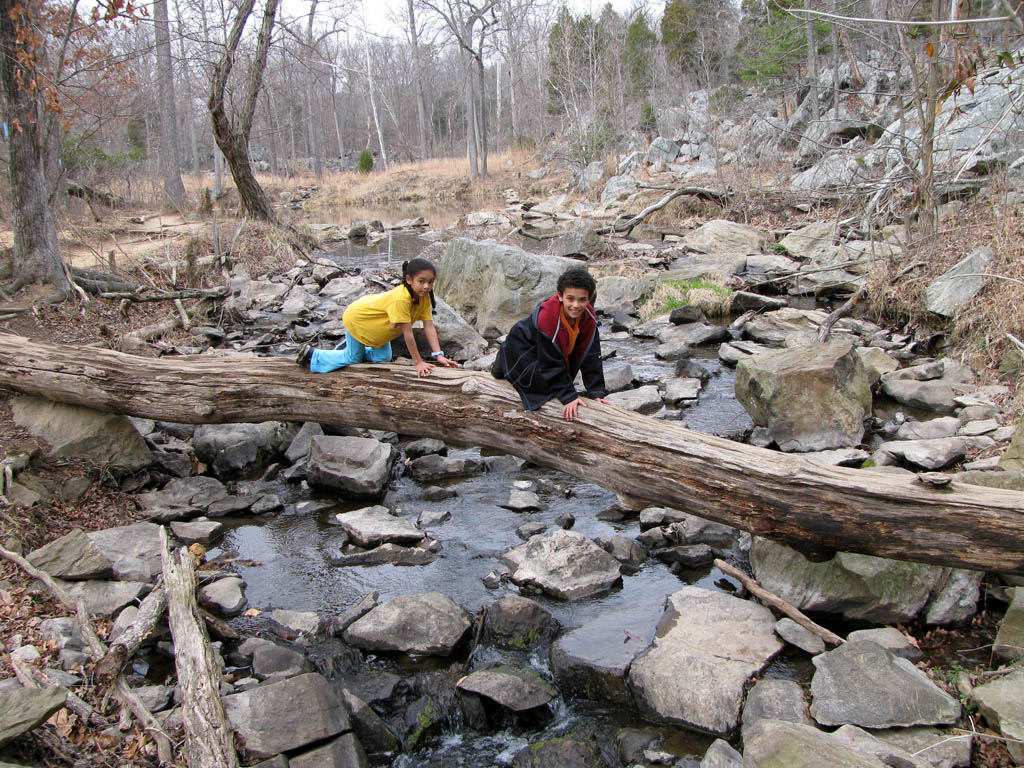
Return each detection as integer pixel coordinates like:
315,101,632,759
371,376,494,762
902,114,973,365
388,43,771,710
714,559,844,646
66,180,124,208
605,186,731,236
94,583,166,683
159,528,240,768
1,335,1023,573
100,287,228,303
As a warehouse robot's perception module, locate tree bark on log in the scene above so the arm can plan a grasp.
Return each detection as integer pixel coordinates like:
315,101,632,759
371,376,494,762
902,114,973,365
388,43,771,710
1,335,1023,573
159,528,240,768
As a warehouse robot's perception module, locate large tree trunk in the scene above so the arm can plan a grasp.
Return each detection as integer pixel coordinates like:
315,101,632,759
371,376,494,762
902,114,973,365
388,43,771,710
2,335,1023,574
208,0,279,223
0,0,69,295
155,0,187,210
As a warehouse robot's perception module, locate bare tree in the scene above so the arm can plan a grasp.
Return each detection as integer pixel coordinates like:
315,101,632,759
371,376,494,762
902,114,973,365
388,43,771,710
155,0,187,209
209,0,279,222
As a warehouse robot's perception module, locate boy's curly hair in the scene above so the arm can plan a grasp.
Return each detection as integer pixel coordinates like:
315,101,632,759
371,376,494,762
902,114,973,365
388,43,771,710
557,267,597,303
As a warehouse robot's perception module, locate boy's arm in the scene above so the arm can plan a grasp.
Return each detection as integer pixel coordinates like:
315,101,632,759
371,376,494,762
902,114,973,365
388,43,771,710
536,335,580,405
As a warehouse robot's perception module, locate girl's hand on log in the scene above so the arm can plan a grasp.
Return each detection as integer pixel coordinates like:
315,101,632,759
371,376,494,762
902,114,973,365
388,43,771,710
437,355,460,368
416,360,436,377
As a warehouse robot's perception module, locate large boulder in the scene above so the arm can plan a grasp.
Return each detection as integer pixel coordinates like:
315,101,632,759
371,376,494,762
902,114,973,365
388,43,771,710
12,396,153,472
343,592,472,655
501,529,622,600
627,586,783,735
193,422,296,478
681,219,768,255
222,673,350,759
750,538,979,625
735,341,872,451
307,436,397,500
810,641,960,728
436,238,586,337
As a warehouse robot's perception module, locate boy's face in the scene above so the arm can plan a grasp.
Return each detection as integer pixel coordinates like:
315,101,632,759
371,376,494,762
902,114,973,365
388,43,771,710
558,286,590,320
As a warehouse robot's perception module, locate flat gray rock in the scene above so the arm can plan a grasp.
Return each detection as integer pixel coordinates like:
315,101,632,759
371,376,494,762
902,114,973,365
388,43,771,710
873,725,973,768
501,529,622,600
333,505,424,547
500,489,542,511
896,417,962,440
27,528,111,580
307,436,397,499
810,640,960,728
223,673,349,759
972,667,1024,763
169,519,223,544
605,385,662,415
628,586,783,735
57,579,148,617
406,453,485,482
0,685,68,747
774,618,826,655
198,576,247,617
741,678,814,745
288,732,367,768
457,666,557,711
343,592,471,656
87,522,167,579
926,246,993,317
742,720,890,768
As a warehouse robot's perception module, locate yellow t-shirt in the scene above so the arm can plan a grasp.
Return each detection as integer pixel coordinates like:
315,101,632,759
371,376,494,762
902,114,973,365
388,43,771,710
342,284,432,348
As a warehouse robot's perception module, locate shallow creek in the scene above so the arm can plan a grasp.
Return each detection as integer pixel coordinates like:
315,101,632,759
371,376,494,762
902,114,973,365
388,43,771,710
206,234,825,765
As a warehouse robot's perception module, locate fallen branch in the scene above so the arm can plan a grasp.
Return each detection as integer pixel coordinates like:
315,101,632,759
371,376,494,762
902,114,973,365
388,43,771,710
11,655,105,726
94,582,166,684
604,186,731,236
100,287,228,303
714,558,844,646
159,527,240,768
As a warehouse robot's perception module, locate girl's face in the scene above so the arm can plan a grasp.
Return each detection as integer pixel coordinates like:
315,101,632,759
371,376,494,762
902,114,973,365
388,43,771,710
406,269,436,299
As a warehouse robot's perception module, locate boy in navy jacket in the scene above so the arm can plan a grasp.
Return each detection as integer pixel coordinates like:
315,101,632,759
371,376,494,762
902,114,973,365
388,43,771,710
492,268,609,421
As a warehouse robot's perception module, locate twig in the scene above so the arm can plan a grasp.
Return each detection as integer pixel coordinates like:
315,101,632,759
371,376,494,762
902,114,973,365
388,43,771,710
174,299,191,330
60,260,90,303
463,605,488,674
1007,333,1024,353
714,558,845,646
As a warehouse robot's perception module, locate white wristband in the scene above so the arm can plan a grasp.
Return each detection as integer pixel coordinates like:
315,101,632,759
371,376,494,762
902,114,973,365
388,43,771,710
431,350,444,358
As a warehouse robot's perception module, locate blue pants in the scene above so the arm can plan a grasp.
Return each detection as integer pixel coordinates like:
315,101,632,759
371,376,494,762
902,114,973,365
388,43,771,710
310,331,392,373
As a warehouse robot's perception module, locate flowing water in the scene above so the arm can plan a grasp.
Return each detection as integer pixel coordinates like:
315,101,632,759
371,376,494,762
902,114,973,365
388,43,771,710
203,230,811,765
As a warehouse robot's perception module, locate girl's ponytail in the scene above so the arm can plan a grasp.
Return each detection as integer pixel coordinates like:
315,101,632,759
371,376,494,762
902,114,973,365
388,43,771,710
402,258,437,315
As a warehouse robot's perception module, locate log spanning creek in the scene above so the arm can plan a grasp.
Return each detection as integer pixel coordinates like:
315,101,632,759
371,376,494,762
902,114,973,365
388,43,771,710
210,333,760,765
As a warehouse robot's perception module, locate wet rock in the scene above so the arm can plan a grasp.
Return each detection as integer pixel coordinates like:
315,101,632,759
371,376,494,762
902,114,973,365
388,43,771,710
501,529,622,600
340,689,399,755
436,238,588,337
193,422,296,478
735,340,871,452
663,377,701,405
343,592,472,656
417,509,450,527
457,666,557,711
551,604,659,707
605,385,663,414
27,528,112,580
741,678,813,745
402,695,447,750
11,396,153,472
325,592,379,637
333,505,424,547
57,578,148,617
0,685,68,748
750,537,977,625
594,535,647,571
329,542,439,567
288,732,368,768
404,438,447,458
555,512,575,529
774,618,826,655
681,219,767,255
406,453,485,482
810,641,960,728
285,422,324,464
511,736,606,768
516,522,547,539
742,720,889,768
628,586,783,735
222,673,350,760
484,595,559,649
271,609,322,637
656,543,714,569
420,485,457,501
251,643,312,680
138,476,229,521
926,246,994,317
308,436,397,499
502,488,542,511
169,519,223,545
251,493,282,514
198,576,247,617
719,339,774,366
700,738,744,768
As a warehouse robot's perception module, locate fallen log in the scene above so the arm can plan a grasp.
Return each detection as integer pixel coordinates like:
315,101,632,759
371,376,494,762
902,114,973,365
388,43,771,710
1,335,1022,573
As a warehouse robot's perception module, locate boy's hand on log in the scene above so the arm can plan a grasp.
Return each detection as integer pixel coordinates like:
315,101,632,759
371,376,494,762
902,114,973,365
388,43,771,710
563,396,610,421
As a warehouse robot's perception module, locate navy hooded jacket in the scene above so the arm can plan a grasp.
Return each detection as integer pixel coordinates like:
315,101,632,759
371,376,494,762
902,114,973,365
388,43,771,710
496,294,607,411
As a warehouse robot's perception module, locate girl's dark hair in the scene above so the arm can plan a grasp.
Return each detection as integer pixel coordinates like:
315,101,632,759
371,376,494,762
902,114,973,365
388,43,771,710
557,267,597,303
402,258,437,314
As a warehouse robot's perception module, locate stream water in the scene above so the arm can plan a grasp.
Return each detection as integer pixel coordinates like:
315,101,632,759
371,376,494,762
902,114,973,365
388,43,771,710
204,230,819,765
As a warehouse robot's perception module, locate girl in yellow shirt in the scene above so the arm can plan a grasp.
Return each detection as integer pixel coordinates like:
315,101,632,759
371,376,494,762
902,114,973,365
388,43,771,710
296,259,459,377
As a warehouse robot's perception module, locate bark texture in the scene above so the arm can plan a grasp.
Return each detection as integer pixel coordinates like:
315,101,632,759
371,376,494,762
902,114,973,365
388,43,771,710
1,335,1023,573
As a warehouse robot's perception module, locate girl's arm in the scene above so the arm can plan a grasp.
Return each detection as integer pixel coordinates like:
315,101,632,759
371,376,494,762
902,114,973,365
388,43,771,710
422,320,460,369
400,323,435,377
